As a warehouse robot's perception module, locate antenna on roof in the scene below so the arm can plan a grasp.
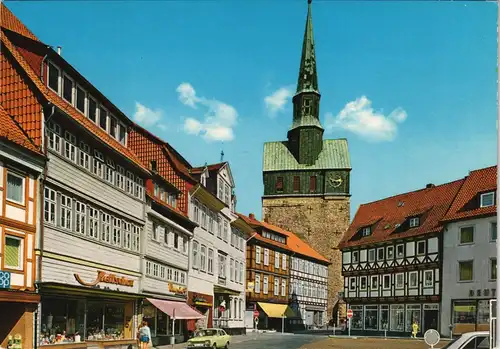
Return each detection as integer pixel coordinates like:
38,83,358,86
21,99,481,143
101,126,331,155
220,150,224,162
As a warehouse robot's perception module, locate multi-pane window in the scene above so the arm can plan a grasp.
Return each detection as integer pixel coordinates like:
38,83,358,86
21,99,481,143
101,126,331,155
76,85,86,113
200,245,207,271
409,217,420,228
181,272,186,284
239,262,243,284
217,217,222,239
78,142,91,170
135,178,144,200
235,261,239,283
132,225,140,252
282,254,287,270
93,151,104,178
255,275,261,293
4,236,23,271
274,278,279,296
256,246,261,264
281,279,286,296
6,171,24,205
105,159,115,185
275,252,280,269
174,270,179,283
208,213,214,234
480,192,495,208
109,116,117,138
48,62,60,92
492,222,498,242
218,178,224,200
193,200,200,223
263,248,269,266
152,222,159,241
118,124,126,145
167,268,173,280
201,205,207,230
223,220,229,242
44,188,56,224
121,222,130,249
47,121,62,152
174,232,180,250
219,254,227,278
64,131,77,162
88,97,98,123
116,166,125,191
263,276,269,294
230,259,235,282
208,249,214,274
126,171,135,195
99,107,108,130
60,194,72,230
101,213,111,243
231,231,235,246
112,218,122,246
224,184,230,206
88,207,99,239
192,241,199,269
75,201,86,234
63,74,74,103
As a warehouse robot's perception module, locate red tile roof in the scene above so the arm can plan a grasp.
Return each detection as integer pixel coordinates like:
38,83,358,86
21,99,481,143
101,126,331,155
146,192,189,219
238,213,329,263
191,162,226,174
0,30,149,173
0,105,43,155
1,3,39,42
442,166,496,222
338,178,465,249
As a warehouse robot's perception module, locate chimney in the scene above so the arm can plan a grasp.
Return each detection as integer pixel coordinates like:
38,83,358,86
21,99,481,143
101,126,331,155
426,183,435,189
57,46,62,55
151,160,157,172
249,213,255,220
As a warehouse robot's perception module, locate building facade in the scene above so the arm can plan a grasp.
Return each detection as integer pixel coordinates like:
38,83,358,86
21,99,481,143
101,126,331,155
261,0,351,321
188,163,249,335
240,214,295,331
0,106,45,349
128,125,202,346
338,179,464,336
440,166,497,337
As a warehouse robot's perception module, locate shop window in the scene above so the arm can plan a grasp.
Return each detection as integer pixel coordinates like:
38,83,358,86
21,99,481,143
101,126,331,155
459,226,474,244
390,305,405,331
86,302,126,340
364,305,378,330
477,300,490,327
453,301,476,326
379,305,389,331
405,304,421,332
40,298,85,345
350,305,363,329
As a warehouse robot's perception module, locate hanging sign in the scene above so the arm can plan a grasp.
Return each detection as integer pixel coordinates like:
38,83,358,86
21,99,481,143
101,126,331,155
0,271,11,289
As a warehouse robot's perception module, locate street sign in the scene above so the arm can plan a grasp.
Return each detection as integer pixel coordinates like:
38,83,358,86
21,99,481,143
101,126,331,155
347,309,353,319
0,271,11,289
253,310,259,317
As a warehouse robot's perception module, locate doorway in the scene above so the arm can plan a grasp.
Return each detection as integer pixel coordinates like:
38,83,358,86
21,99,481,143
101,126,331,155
423,304,440,332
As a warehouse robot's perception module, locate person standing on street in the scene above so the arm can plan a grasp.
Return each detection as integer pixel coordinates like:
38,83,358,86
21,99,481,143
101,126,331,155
411,321,419,339
137,320,152,349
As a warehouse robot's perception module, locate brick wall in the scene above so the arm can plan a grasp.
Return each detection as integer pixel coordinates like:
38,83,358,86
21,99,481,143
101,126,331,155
262,196,350,321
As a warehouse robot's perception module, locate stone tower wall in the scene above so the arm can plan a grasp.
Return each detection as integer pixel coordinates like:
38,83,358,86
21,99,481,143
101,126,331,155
262,196,350,323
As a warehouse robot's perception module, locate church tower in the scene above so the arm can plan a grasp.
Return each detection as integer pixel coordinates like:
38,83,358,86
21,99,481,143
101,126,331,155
262,0,351,322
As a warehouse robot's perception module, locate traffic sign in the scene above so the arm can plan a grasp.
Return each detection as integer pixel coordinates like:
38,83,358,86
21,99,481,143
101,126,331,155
253,310,259,317
346,309,353,319
0,271,11,289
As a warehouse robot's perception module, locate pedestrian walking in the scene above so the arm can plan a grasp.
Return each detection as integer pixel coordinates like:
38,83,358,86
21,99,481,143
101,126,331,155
137,320,152,349
411,321,419,339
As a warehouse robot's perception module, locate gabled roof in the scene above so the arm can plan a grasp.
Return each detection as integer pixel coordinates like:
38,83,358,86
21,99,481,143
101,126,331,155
442,166,496,222
0,25,149,173
0,105,43,155
339,178,465,249
238,213,329,263
191,162,226,174
263,139,351,172
1,3,39,42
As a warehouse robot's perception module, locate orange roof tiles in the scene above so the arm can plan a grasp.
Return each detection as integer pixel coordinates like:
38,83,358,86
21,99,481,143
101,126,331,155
0,105,42,155
238,213,329,263
442,166,496,222
191,162,226,174
0,30,149,173
1,3,39,42
338,178,465,249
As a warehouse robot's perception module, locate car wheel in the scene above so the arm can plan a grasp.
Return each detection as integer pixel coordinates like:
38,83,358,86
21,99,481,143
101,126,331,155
225,342,229,348
213,343,217,349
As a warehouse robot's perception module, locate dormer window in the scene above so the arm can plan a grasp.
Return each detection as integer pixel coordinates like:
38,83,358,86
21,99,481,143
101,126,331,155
276,176,284,192
361,227,371,237
409,217,420,228
48,62,60,93
480,192,495,208
99,107,108,130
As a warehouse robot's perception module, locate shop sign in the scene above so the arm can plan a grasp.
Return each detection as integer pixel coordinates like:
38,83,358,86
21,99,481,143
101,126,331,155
192,294,212,306
0,270,11,289
168,283,187,296
74,270,134,287
469,288,496,298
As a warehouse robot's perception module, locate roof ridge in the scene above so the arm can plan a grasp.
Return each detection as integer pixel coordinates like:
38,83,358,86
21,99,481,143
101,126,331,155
0,105,42,153
1,3,39,42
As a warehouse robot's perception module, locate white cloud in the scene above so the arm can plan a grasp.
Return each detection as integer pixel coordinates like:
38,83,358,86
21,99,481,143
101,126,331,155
176,83,238,142
264,86,294,116
325,96,407,142
133,102,163,128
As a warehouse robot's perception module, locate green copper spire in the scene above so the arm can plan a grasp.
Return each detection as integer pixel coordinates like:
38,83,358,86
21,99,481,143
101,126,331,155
287,0,324,165
296,0,319,95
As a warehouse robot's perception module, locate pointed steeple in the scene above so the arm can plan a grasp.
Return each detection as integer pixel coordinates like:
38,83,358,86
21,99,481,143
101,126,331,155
296,0,319,95
287,0,324,165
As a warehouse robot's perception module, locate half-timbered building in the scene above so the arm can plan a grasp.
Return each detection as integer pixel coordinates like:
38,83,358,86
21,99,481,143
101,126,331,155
338,179,464,336
128,125,203,346
0,105,45,349
440,166,497,337
239,213,296,331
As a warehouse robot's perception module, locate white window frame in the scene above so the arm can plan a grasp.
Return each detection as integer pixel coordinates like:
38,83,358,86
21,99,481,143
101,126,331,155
60,193,72,230
93,150,104,178
88,206,99,239
368,249,376,262
192,241,199,269
99,105,108,131
281,279,286,297
47,61,61,94
386,246,394,259
263,276,269,294
101,212,111,243
349,277,356,291
78,142,91,171
416,240,426,255
44,187,57,225
395,273,404,289
135,177,144,200
47,121,62,153
282,253,287,270
126,171,135,195
200,245,207,271
230,258,235,282
118,122,127,146
255,275,261,293
274,278,279,296
208,248,214,274
112,218,122,246
132,225,140,252
4,235,24,271
480,192,495,208
359,276,367,291
75,201,86,235
370,275,378,289
6,171,25,205
263,248,269,266
64,131,77,163
62,73,75,105
256,246,261,264
424,270,433,288
409,217,420,228
75,84,87,115
361,227,371,237
123,222,131,250
409,271,418,288
275,251,280,269
383,274,391,290
116,166,126,191
88,96,98,123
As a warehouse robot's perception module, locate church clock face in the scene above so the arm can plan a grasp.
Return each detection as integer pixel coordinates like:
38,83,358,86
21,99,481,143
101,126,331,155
328,174,343,188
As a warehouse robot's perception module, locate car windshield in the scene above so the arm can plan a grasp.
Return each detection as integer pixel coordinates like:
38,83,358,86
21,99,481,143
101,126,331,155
195,330,217,337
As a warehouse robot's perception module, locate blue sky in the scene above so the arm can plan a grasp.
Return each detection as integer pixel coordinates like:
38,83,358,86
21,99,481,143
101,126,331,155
9,0,497,220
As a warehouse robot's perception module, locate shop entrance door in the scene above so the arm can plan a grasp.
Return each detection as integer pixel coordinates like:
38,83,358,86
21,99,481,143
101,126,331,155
423,304,440,332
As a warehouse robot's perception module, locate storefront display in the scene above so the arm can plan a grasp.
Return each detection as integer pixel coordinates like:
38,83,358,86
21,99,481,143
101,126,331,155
389,305,404,332
405,304,421,332
350,305,363,329
364,305,378,330
452,299,492,334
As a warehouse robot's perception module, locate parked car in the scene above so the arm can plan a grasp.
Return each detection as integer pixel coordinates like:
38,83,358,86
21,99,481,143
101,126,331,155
186,328,231,349
439,331,489,349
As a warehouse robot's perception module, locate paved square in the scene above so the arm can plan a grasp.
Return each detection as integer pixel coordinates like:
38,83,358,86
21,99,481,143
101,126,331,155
299,337,450,349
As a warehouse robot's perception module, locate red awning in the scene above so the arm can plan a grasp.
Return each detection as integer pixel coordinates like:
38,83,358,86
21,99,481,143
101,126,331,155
147,298,204,320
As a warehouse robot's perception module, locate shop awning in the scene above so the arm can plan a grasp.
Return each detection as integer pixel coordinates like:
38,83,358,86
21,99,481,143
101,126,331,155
147,298,204,320
213,285,241,296
257,302,296,318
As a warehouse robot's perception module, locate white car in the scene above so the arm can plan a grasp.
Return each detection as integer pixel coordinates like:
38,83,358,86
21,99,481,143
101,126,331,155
440,331,490,349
